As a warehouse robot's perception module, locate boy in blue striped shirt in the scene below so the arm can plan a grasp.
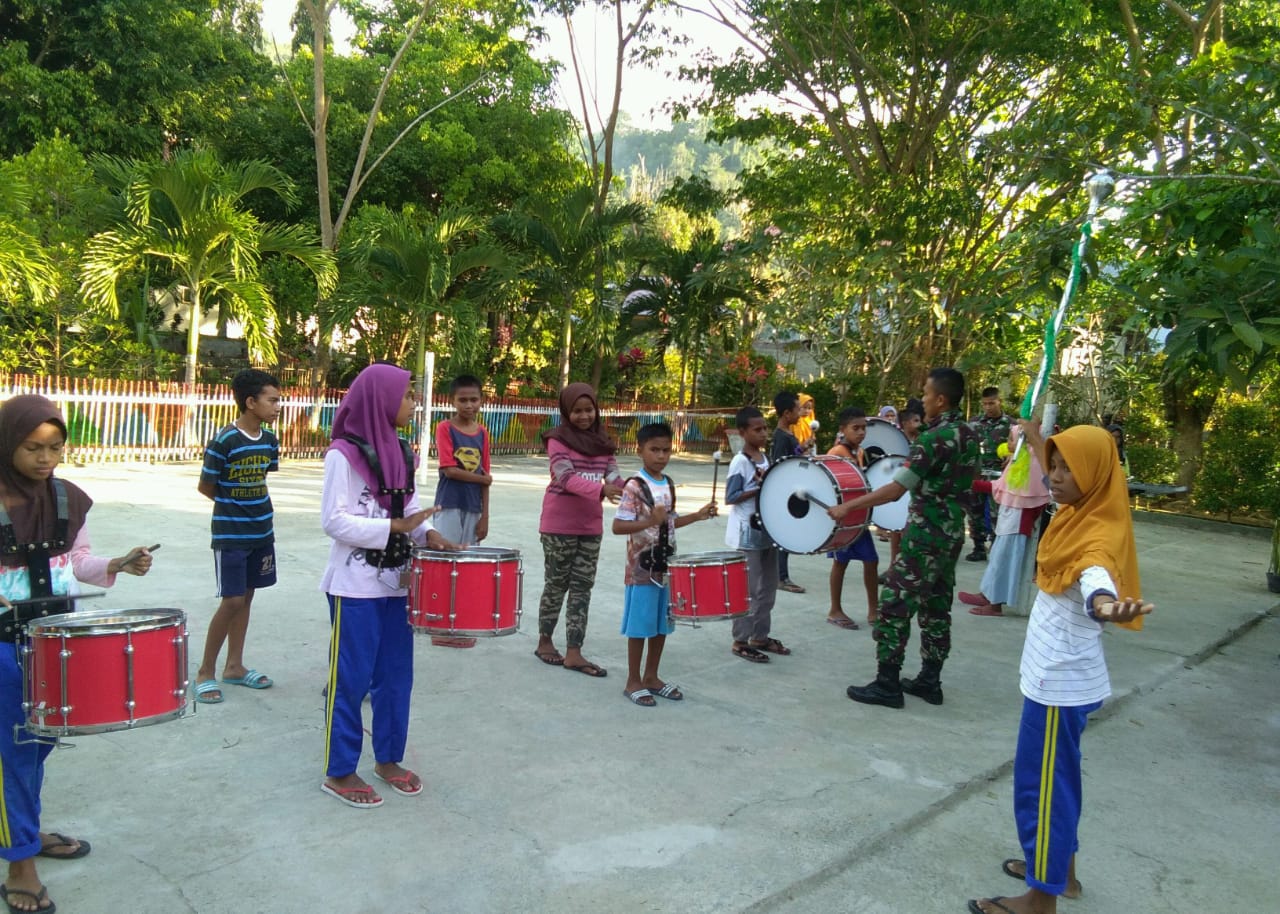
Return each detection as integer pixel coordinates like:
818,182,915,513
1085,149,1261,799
194,369,282,704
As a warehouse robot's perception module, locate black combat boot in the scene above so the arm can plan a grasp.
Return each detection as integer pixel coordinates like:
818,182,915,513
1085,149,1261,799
900,659,944,705
847,663,904,708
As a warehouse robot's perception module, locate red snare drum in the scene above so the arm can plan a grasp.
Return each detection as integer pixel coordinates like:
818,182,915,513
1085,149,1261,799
409,547,522,637
667,551,750,626
23,609,190,737
758,455,871,553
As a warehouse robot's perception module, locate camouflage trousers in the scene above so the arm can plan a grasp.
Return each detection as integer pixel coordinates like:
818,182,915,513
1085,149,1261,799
968,493,996,544
537,533,602,648
873,533,964,667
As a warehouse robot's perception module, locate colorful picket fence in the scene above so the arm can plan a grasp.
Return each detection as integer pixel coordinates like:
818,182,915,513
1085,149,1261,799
0,375,734,461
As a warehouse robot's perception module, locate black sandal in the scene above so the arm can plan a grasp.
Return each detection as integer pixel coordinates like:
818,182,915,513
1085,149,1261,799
731,644,770,663
750,638,792,655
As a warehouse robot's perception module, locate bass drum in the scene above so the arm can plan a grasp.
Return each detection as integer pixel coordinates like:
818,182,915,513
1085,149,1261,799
758,455,870,554
864,456,911,531
863,418,911,465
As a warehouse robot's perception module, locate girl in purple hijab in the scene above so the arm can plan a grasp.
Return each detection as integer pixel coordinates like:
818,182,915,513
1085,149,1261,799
319,364,459,808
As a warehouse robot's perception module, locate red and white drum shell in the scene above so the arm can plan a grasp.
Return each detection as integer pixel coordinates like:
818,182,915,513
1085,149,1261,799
23,608,190,737
758,455,871,554
667,551,749,626
408,547,523,637
865,456,912,531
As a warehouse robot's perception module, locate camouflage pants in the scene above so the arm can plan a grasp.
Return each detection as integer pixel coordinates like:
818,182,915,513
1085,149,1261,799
538,533,602,647
874,532,964,667
968,493,996,544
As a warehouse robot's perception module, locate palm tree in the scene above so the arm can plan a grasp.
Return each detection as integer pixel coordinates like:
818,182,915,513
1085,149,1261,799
0,174,59,307
332,205,512,383
493,185,647,388
80,150,336,384
623,228,765,405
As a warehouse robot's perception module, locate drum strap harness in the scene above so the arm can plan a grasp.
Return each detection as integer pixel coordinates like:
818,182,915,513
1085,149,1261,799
629,474,676,577
339,433,417,569
0,478,74,639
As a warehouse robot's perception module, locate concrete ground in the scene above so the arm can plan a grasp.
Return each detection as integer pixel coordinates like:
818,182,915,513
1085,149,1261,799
30,455,1279,914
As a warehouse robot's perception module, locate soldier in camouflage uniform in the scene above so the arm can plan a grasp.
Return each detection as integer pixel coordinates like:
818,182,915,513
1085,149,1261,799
965,386,1012,561
828,367,981,708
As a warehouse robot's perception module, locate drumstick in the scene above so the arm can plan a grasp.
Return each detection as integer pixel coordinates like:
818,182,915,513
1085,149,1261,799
796,489,833,511
711,450,722,507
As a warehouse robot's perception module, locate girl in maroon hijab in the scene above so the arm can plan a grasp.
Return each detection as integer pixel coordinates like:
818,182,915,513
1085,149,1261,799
0,395,154,913
532,383,625,677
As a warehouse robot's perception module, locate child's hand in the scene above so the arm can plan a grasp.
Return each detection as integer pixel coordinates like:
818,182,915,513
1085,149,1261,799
650,505,669,527
392,507,436,534
827,502,850,521
1094,597,1154,623
475,518,488,542
426,531,463,552
699,501,718,520
602,482,625,503
110,546,154,576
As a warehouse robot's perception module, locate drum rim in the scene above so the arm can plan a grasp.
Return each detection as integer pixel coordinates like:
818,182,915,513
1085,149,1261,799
26,704,189,737
411,546,521,562
410,625,519,637
668,550,748,566
26,608,186,637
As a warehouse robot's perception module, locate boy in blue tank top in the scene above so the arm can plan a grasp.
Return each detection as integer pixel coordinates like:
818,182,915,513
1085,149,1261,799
430,374,492,648
194,369,281,704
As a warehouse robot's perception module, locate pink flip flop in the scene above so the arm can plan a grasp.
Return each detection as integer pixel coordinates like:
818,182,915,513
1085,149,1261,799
968,604,1005,616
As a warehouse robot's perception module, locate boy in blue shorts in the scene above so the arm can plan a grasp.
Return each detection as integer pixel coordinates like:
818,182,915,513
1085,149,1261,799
194,369,282,704
826,407,879,630
612,423,716,706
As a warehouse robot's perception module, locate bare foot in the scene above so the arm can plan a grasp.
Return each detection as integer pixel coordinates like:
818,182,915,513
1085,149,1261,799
1002,859,1081,899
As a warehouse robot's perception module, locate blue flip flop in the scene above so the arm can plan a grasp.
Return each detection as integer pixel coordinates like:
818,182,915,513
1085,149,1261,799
195,680,224,704
222,670,272,689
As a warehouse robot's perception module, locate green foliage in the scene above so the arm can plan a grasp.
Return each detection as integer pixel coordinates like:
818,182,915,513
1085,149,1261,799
700,350,791,409
1194,401,1280,520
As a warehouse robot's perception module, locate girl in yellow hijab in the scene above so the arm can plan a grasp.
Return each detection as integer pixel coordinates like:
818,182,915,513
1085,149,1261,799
968,422,1153,914
789,393,815,454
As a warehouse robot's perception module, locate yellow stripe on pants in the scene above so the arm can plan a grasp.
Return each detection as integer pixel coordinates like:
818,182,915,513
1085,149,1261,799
1035,705,1059,882
322,597,342,772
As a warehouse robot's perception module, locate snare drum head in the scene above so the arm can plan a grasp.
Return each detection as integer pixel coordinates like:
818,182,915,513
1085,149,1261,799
412,545,520,562
26,608,185,637
865,457,911,531
863,418,911,464
669,551,746,567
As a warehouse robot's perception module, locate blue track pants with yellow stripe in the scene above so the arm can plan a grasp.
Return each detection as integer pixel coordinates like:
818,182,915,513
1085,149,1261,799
324,595,413,778
0,645,53,861
1013,697,1101,895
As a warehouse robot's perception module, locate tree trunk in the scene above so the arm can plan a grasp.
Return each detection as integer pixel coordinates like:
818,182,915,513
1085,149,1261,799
558,303,572,389
1162,375,1216,489
184,289,201,385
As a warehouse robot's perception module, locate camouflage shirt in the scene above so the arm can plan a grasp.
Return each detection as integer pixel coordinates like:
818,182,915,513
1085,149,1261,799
891,409,982,542
969,412,1013,470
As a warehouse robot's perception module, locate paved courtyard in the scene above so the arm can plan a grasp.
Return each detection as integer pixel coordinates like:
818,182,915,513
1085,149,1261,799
30,455,1279,914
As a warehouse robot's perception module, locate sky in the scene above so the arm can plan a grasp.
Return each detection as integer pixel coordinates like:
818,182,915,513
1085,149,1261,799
257,1,745,129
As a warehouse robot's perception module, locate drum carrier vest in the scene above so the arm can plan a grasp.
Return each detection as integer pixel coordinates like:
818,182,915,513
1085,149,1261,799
0,477,74,639
628,473,676,575
339,433,417,569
